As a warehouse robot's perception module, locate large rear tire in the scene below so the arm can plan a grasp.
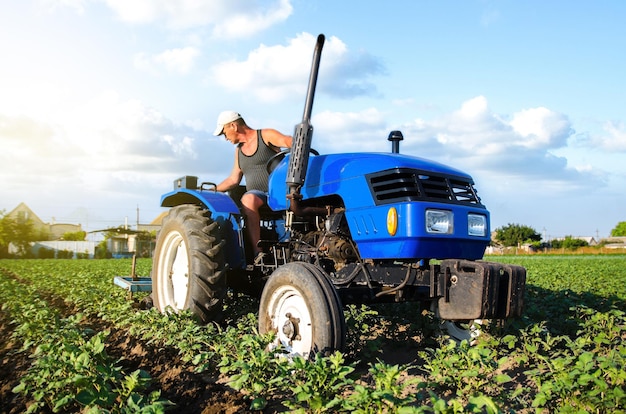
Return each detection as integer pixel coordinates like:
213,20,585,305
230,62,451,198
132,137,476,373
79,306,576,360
259,262,345,359
152,205,226,323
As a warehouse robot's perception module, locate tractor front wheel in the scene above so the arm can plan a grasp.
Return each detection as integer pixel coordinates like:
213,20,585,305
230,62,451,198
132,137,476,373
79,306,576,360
259,262,345,359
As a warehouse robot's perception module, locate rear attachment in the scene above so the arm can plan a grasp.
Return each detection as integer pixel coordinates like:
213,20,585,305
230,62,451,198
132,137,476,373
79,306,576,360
113,254,152,299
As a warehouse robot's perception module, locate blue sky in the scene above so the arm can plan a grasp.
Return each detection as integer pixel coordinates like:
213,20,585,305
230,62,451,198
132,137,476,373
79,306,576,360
1,0,624,241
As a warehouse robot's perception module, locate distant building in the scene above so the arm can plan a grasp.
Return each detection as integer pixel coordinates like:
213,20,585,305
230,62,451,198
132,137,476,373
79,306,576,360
5,202,163,258
6,202,83,240
602,236,626,249
579,236,598,246
138,211,166,233
5,202,89,258
105,211,165,258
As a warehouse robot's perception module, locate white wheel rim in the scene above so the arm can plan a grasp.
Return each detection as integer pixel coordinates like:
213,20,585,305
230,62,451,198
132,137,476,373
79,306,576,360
156,230,189,311
268,285,313,358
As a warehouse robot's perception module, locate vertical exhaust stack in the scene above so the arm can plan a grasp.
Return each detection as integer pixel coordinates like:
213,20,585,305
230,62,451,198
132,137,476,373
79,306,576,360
286,34,325,208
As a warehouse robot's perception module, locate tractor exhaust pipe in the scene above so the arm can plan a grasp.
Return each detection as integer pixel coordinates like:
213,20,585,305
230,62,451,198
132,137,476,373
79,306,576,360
286,34,325,200
285,34,327,218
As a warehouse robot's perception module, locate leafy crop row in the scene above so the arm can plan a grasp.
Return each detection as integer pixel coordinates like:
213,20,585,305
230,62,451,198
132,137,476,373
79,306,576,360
0,266,171,413
1,256,625,412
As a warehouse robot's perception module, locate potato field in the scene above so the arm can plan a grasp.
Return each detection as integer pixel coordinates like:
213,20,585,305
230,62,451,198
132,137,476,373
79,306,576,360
1,255,625,413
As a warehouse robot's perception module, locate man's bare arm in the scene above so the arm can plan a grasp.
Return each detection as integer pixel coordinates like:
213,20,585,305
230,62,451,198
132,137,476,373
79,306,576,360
262,128,292,149
216,151,244,192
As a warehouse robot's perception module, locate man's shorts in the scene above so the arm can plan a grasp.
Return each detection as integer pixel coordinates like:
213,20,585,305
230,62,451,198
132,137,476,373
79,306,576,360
245,189,268,204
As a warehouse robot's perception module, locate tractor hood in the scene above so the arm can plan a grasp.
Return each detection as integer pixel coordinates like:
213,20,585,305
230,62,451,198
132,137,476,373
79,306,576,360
268,152,476,211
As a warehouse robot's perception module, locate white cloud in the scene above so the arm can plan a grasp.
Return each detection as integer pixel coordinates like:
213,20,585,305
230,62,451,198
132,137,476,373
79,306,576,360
101,0,160,24
134,47,200,75
102,0,292,35
458,95,489,119
307,96,603,192
0,88,239,226
156,47,199,73
403,96,514,157
161,134,196,158
0,91,214,191
58,91,203,167
597,120,626,151
212,0,293,39
509,106,572,149
39,0,86,14
212,32,385,102
407,96,574,157
213,33,314,102
313,108,386,152
417,98,579,184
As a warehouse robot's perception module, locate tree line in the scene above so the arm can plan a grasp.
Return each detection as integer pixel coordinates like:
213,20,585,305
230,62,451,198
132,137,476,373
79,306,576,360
2,209,624,258
0,210,155,259
494,222,626,249
0,210,46,257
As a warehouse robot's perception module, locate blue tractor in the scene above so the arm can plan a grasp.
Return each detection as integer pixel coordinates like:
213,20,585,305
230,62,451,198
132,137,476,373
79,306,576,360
151,35,526,358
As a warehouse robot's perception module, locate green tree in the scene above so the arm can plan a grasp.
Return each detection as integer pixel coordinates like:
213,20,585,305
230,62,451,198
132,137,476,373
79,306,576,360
12,218,38,257
95,240,110,259
0,210,15,257
552,235,589,249
610,221,626,237
494,223,541,247
0,211,38,257
61,230,87,241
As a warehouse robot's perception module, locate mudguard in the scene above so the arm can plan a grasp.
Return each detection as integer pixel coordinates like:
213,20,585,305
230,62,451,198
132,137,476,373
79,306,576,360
160,188,245,269
161,188,240,216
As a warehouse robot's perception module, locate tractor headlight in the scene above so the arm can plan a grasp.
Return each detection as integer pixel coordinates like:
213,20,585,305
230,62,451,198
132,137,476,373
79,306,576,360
468,213,487,237
426,209,453,234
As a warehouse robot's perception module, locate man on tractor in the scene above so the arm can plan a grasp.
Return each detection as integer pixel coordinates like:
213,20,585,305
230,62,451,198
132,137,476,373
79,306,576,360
213,111,292,263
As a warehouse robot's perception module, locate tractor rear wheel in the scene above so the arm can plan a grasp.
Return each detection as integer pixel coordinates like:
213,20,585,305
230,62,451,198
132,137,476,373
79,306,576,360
152,205,226,323
259,262,345,359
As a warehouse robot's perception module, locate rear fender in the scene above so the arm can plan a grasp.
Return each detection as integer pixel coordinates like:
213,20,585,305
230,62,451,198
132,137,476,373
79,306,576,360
160,188,245,269
161,188,239,215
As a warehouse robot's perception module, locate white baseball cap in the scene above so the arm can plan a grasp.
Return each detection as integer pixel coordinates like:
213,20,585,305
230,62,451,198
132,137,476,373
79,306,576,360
213,110,242,136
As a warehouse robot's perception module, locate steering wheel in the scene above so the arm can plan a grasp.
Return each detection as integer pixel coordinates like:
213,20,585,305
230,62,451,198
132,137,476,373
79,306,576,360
266,148,319,174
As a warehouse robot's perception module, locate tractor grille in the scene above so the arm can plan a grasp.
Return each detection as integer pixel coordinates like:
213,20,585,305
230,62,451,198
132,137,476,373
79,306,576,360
366,168,483,207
